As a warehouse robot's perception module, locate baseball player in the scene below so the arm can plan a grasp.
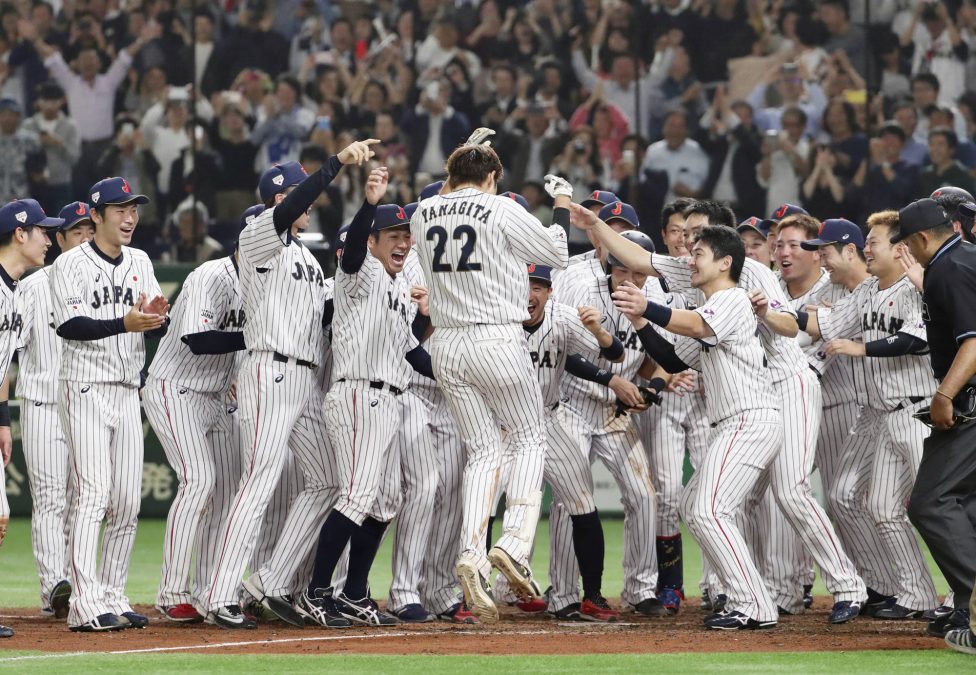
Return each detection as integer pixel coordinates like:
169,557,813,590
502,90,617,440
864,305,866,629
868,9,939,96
302,166,435,626
615,224,784,629
803,210,940,618
577,199,866,624
0,199,63,639
549,212,669,619
411,145,568,623
736,217,773,267
206,141,376,630
15,202,94,619
143,205,260,622
551,192,623,300
48,178,169,632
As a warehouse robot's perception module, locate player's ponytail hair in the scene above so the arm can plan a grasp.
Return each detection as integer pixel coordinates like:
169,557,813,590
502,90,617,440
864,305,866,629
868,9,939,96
445,144,504,190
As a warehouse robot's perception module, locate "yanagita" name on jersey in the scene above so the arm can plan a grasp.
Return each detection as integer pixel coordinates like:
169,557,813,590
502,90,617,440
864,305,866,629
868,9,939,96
420,201,493,224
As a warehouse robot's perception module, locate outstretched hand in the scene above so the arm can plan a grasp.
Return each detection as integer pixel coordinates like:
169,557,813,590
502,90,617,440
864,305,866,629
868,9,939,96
338,139,381,165
568,202,599,230
124,292,167,333
364,166,389,205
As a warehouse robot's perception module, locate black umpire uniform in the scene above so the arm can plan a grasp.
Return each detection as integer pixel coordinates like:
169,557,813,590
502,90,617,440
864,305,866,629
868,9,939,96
894,198,976,633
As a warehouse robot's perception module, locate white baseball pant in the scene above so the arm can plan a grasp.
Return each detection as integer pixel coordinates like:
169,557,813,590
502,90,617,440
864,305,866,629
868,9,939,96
143,380,242,609
59,381,143,625
21,400,72,610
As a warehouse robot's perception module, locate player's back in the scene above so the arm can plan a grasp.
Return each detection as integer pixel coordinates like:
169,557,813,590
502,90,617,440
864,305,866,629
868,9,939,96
16,268,58,403
411,188,567,328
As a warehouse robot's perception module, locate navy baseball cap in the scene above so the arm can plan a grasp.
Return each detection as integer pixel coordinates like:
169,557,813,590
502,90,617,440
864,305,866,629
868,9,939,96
258,162,308,202
58,201,93,230
238,204,265,232
762,202,809,230
0,199,64,235
736,216,770,238
581,190,620,208
372,204,410,234
599,201,639,229
403,202,419,219
89,177,149,208
801,218,864,250
891,198,950,244
334,224,350,254
420,181,444,200
527,263,552,286
0,98,21,114
499,191,529,211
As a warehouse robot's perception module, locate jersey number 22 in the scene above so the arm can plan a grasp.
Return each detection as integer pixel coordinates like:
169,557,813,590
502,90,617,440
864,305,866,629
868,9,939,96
427,225,482,273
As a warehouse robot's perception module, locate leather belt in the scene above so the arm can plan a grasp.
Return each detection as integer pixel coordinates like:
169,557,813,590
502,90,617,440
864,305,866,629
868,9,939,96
337,378,403,396
273,352,315,369
894,396,925,411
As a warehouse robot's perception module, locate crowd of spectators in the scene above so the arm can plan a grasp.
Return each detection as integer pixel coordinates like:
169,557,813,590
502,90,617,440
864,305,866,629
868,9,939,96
4,0,976,264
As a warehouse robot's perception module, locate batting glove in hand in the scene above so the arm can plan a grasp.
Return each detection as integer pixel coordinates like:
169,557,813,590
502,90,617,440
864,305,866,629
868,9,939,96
466,127,496,147
544,174,573,199
614,386,662,417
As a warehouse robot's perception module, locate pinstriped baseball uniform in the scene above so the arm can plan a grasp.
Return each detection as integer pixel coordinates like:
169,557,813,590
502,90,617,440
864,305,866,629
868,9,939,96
49,242,165,626
0,268,21,568
653,253,866,610
143,256,245,612
206,208,340,611
818,276,940,610
15,268,72,612
547,276,662,611
671,287,783,623
411,187,568,580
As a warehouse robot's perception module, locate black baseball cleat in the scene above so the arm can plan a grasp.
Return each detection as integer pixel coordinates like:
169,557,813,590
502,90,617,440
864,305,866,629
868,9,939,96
872,603,927,620
119,611,149,629
50,580,71,619
705,610,776,631
633,597,668,617
335,593,399,626
803,584,814,609
394,603,434,623
70,613,127,632
0,624,13,638
828,601,860,624
928,608,970,637
296,588,353,628
243,572,304,627
550,603,583,621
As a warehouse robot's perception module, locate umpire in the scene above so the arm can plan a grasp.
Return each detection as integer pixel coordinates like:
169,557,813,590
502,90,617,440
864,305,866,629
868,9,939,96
893,198,976,639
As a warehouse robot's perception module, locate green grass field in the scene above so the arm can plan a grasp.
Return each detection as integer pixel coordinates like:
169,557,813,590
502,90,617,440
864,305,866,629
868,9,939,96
0,517,964,672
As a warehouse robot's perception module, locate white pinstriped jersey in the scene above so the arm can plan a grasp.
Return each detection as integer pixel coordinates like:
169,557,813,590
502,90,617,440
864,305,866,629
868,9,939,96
315,277,335,393
551,250,598,296
16,268,59,403
404,248,438,398
818,275,936,411
49,243,163,386
779,269,859,407
525,301,602,408
238,208,327,364
552,255,603,304
560,276,671,426
0,270,20,390
410,188,568,328
652,253,806,382
672,287,780,422
333,253,419,391
148,257,244,394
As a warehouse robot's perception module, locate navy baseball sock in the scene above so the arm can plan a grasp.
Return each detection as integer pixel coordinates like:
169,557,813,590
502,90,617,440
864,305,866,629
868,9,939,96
485,515,495,553
344,517,389,599
308,510,359,593
570,510,605,600
656,533,683,590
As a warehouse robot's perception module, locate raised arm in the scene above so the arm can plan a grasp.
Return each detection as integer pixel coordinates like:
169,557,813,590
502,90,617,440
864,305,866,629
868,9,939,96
569,203,654,274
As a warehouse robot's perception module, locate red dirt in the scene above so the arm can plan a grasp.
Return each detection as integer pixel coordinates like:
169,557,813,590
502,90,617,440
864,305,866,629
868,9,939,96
0,598,947,656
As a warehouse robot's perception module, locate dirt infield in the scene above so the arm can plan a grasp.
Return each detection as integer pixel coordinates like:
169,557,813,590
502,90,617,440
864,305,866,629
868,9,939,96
0,598,946,656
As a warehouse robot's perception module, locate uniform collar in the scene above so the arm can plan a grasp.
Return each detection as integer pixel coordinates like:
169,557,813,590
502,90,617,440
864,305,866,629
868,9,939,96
928,235,961,270
0,264,16,292
89,240,124,266
229,252,239,276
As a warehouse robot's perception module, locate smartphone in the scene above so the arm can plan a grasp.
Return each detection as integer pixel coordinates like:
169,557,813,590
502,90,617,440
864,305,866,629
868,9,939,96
314,51,334,66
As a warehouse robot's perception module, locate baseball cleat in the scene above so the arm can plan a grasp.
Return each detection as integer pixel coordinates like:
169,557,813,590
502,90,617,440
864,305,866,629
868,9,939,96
923,604,954,621
712,593,728,613
158,603,204,623
659,588,684,616
335,593,399,626
50,580,71,619
119,611,149,629
704,610,776,631
803,584,814,609
872,603,927,620
209,605,257,630
828,601,860,624
487,546,541,602
945,628,976,655
69,612,127,632
928,608,970,637
296,588,352,628
393,603,434,623
514,596,548,613
550,603,583,621
699,591,713,611
243,573,304,627
456,558,499,624
0,624,13,638
435,602,479,624
580,596,619,622
633,597,669,617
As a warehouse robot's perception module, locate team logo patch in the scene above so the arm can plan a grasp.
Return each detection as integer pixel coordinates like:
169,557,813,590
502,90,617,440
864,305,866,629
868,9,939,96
121,179,131,194
816,350,827,361
14,211,26,223
33,401,42,407
770,299,782,310
702,308,715,317
227,405,238,414
611,202,623,216
75,203,86,215
272,175,285,186
841,234,850,240
91,191,100,203
179,387,188,395
80,385,91,393
774,204,788,219
527,264,536,273
274,374,284,383
370,400,379,407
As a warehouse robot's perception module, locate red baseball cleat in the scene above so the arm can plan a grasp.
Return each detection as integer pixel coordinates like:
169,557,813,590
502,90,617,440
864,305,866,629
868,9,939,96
159,603,204,623
515,597,548,613
580,596,620,622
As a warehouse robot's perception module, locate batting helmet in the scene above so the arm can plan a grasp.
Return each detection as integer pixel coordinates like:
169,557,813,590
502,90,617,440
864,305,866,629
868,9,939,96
931,186,976,242
606,230,655,270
